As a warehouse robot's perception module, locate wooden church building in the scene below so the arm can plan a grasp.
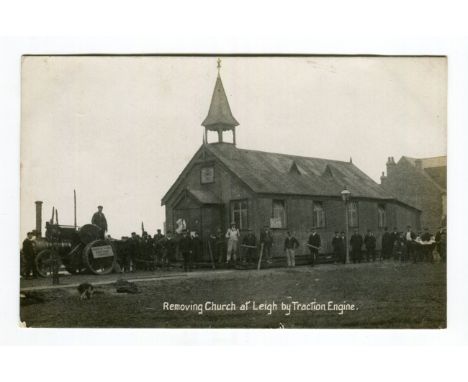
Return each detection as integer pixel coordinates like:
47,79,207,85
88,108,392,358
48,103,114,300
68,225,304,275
161,63,421,260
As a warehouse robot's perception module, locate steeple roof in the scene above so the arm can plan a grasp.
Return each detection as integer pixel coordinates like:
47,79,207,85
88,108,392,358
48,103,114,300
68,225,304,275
202,74,239,130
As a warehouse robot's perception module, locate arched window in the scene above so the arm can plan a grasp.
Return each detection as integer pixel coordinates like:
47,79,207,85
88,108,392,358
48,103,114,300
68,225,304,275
313,202,326,228
378,204,386,228
347,202,359,227
271,200,287,228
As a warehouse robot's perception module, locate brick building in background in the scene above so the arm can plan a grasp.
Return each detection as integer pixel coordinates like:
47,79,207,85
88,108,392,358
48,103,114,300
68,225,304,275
380,156,447,232
161,63,421,261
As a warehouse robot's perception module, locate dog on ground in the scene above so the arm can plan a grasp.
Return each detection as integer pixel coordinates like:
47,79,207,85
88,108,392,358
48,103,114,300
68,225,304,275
77,283,94,300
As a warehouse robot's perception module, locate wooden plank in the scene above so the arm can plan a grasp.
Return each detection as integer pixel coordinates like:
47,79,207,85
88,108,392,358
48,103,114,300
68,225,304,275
207,240,216,269
257,243,264,271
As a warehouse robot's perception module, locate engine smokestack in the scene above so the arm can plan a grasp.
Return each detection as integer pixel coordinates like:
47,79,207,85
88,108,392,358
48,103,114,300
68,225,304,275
35,201,43,237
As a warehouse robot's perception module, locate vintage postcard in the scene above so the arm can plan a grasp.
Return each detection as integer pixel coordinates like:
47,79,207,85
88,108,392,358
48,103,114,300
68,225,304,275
20,55,447,328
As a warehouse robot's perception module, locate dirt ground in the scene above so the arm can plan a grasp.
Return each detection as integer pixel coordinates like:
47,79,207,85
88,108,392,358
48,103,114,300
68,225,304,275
20,261,446,328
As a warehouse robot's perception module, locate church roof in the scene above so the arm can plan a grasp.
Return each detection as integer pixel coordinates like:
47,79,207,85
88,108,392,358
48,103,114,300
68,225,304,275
202,74,239,129
161,143,421,210
206,143,396,200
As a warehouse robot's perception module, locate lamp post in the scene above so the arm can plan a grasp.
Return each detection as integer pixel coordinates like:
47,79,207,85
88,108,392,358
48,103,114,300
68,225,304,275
341,186,351,264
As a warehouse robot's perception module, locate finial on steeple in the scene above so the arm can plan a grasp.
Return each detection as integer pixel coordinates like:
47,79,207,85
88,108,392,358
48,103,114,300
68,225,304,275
217,58,221,75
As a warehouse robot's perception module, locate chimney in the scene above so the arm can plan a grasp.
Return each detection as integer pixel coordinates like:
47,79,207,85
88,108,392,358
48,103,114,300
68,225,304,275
386,156,396,177
35,201,43,237
415,159,422,170
380,171,387,185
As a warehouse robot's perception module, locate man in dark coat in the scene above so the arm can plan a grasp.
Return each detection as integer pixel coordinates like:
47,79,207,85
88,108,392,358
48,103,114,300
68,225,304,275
208,231,218,264
364,229,377,262
390,227,399,260
332,231,345,264
435,227,446,263
350,229,363,263
154,229,164,242
141,231,154,270
340,232,347,263
307,228,321,267
179,230,193,272
241,229,257,263
164,231,176,264
191,231,203,263
22,232,37,278
215,228,225,263
153,230,166,267
392,233,406,262
421,227,433,262
421,227,432,242
118,236,132,273
128,232,140,271
91,205,108,239
260,226,274,263
405,225,417,262
381,227,392,260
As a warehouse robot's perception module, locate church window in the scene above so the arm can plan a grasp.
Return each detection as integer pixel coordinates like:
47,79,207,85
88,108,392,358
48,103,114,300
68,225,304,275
231,200,248,229
378,204,386,228
313,202,326,228
271,200,287,228
348,202,359,227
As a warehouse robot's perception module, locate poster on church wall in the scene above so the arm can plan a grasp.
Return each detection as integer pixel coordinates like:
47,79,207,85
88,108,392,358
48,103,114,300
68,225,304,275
20,55,447,330
270,217,283,229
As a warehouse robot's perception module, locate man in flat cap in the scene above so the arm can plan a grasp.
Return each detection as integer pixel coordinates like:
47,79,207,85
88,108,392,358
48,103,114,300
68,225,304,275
91,205,108,239
307,227,321,267
179,229,193,272
260,226,274,264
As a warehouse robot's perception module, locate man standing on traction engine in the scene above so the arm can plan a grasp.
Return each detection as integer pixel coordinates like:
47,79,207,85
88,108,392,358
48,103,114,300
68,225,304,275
91,205,108,239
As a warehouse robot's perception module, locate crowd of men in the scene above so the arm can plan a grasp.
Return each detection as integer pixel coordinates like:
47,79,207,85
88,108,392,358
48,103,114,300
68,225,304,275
114,229,182,272
211,223,275,266
115,223,277,272
113,223,447,273
332,225,447,264
106,222,292,272
21,203,447,278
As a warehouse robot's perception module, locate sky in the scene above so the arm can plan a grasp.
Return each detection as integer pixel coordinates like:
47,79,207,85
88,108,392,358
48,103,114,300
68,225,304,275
20,56,447,239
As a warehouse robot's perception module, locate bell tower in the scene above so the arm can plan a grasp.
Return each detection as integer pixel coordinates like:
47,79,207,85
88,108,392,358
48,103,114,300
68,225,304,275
202,58,239,145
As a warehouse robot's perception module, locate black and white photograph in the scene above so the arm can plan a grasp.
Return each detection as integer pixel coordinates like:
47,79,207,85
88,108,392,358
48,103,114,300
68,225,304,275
18,55,447,329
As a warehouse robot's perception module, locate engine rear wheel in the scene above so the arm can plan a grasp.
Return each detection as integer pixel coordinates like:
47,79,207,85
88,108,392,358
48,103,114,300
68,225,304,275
82,240,116,275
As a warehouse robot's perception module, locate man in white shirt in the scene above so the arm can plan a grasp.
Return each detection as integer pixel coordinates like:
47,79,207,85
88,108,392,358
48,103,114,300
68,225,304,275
225,222,240,264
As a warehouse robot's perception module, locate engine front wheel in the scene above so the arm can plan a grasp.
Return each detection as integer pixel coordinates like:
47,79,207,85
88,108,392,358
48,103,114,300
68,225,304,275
35,249,62,278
